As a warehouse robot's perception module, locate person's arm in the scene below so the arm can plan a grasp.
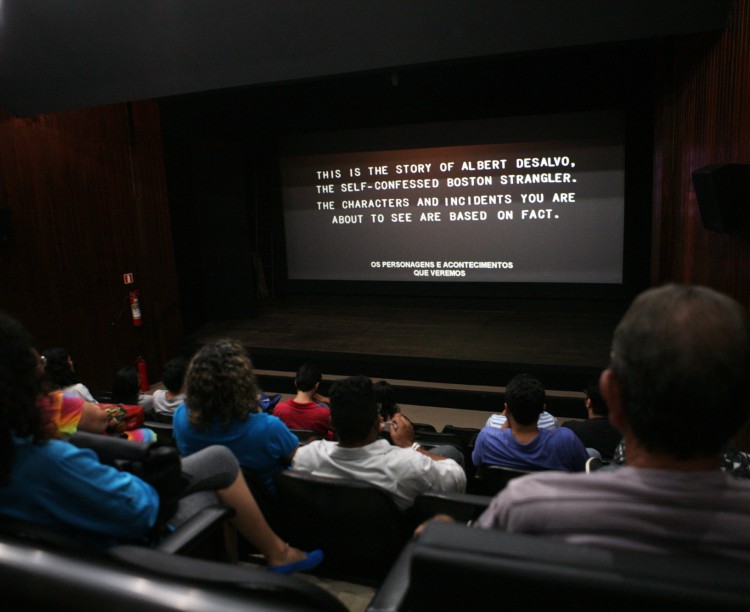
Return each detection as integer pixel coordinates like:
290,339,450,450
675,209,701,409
414,513,456,538
389,414,450,461
274,417,302,465
77,401,109,434
312,392,330,405
48,443,159,539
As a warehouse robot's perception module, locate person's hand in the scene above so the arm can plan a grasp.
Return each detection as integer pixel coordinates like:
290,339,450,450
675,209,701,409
413,514,455,538
389,413,415,448
313,392,330,405
500,405,510,429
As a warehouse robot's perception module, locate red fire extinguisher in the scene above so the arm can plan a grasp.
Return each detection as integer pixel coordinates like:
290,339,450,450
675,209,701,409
136,356,149,392
129,290,142,327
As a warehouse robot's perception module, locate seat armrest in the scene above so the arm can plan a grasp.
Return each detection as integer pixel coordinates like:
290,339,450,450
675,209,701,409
157,504,235,555
410,491,492,524
366,541,416,612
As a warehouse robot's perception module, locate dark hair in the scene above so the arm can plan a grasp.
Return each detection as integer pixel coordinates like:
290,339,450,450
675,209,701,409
186,339,259,429
505,374,545,426
609,284,750,459
0,313,47,481
295,363,322,392
329,375,378,445
41,347,78,390
373,380,400,420
161,357,188,394
111,365,140,405
585,377,607,417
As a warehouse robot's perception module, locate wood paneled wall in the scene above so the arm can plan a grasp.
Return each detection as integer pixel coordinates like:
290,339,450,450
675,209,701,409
653,0,750,308
0,101,182,390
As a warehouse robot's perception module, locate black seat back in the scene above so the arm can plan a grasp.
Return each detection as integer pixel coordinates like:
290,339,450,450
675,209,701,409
288,428,322,443
0,530,347,612
274,471,412,583
370,522,750,611
468,464,533,495
440,425,480,449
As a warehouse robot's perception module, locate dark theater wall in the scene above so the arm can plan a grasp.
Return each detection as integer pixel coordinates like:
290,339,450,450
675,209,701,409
653,0,750,309
0,101,182,390
1,2,750,389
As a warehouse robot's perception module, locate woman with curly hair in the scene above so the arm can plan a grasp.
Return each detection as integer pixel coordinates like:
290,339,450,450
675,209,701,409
0,313,322,574
173,339,299,496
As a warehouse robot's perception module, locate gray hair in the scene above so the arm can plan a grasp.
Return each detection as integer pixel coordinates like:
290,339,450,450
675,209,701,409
609,284,750,459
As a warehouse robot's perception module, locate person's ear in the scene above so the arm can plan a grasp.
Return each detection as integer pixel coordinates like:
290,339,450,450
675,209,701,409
600,368,625,429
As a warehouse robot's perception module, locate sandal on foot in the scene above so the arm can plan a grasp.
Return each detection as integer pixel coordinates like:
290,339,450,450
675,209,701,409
267,549,324,575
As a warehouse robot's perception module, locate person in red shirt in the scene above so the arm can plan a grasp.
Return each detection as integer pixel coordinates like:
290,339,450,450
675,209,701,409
274,363,335,440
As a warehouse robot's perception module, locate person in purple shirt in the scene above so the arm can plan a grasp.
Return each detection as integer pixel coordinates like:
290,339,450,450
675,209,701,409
472,374,589,472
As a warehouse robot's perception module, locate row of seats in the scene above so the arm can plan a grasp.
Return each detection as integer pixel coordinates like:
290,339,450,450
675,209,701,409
271,470,491,585
368,521,750,611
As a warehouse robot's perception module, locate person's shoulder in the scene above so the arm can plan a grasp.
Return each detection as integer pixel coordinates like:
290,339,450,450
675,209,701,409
274,398,293,411
550,425,580,440
478,423,503,436
538,411,557,428
171,402,189,426
22,438,99,470
505,468,597,498
293,439,330,460
259,411,290,428
485,414,506,428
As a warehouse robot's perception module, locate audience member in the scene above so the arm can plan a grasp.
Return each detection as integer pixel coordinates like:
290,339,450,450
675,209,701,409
0,312,321,573
373,379,401,422
292,375,466,510
173,339,299,495
273,363,335,440
472,374,589,472
140,357,187,420
46,363,154,443
561,378,621,459
111,365,141,405
39,352,108,437
41,347,97,403
469,284,750,561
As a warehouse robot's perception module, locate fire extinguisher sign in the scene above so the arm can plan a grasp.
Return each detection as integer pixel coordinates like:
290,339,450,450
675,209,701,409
123,273,134,285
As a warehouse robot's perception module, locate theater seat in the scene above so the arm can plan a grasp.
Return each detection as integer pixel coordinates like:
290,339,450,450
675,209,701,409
0,530,347,612
410,491,491,524
274,471,413,584
468,464,533,495
368,522,750,611
288,428,321,444
0,504,234,560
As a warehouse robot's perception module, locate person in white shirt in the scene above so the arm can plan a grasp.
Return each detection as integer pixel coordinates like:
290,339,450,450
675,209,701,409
293,375,466,510
141,357,187,420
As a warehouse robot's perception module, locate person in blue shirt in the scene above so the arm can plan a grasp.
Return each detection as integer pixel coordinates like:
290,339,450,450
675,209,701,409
0,312,321,575
173,339,299,496
472,374,589,472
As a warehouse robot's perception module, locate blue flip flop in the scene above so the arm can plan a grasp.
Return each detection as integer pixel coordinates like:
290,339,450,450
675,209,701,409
267,549,324,575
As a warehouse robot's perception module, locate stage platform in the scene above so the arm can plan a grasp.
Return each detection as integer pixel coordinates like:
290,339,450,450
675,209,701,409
186,296,623,417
